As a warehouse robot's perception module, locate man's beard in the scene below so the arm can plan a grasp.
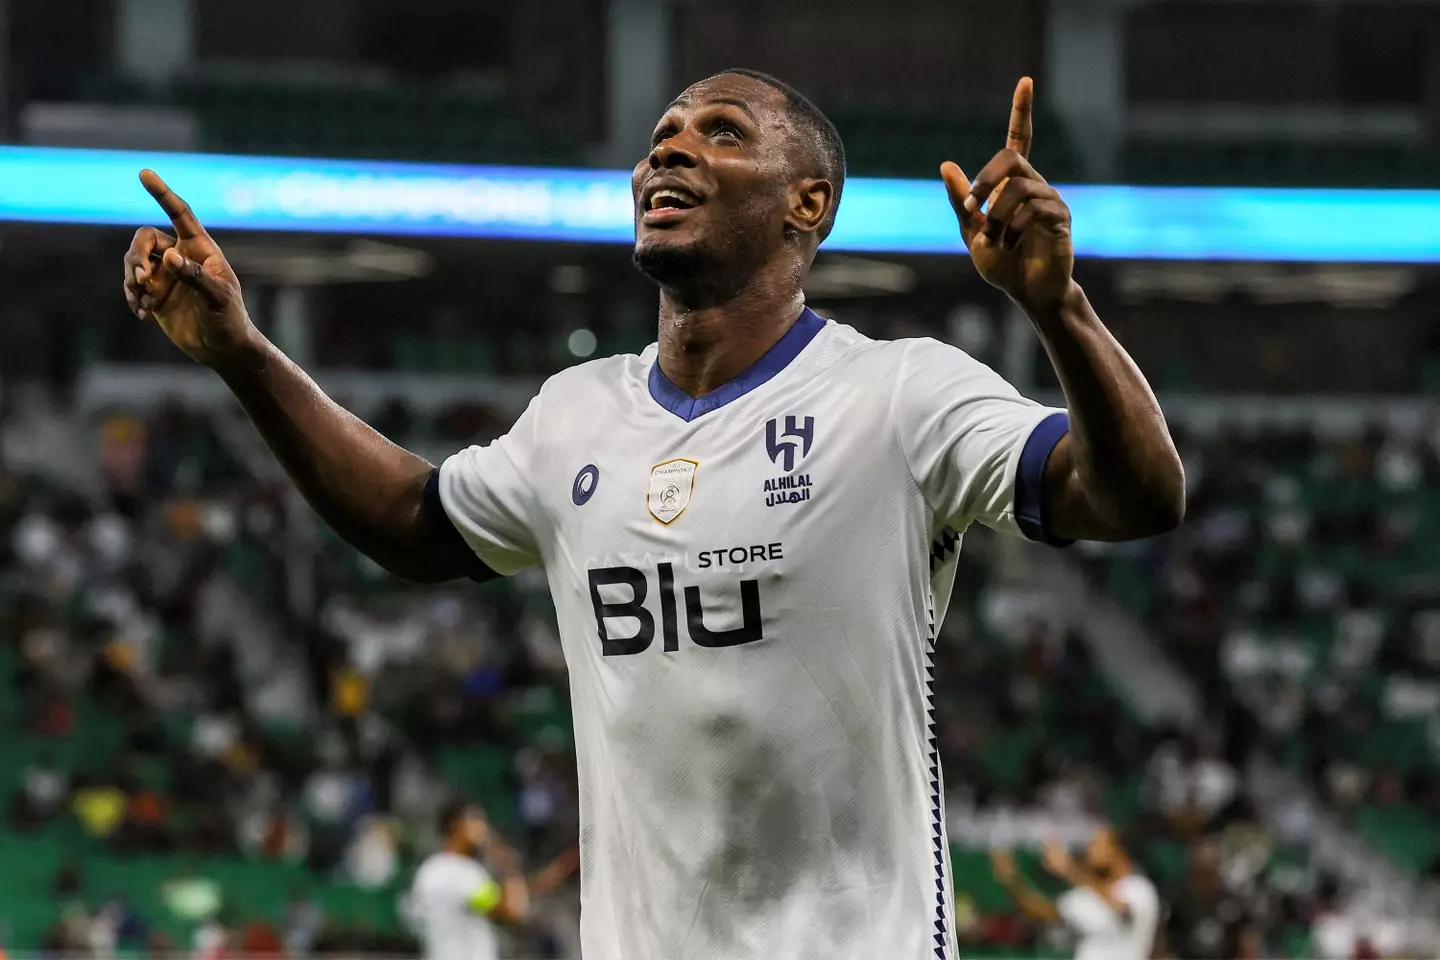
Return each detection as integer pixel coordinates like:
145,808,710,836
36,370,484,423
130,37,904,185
632,209,771,295
632,235,710,286
1086,860,1118,882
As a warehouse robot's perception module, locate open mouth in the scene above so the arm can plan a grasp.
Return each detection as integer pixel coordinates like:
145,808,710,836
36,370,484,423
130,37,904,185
641,185,703,224
648,188,699,211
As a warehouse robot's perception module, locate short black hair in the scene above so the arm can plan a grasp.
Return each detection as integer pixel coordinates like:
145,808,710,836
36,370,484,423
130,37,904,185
715,68,846,242
437,799,473,836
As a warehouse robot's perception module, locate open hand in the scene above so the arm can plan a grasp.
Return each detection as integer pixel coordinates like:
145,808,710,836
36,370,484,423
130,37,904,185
530,845,581,897
553,845,581,877
489,840,521,874
1041,840,1077,880
122,170,256,368
990,847,1019,884
940,78,1075,311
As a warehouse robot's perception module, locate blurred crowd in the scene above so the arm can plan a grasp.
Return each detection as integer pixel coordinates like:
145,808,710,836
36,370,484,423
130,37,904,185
3,388,1439,959
1077,416,1440,957
0,393,578,957
926,543,1372,959
1092,420,1440,854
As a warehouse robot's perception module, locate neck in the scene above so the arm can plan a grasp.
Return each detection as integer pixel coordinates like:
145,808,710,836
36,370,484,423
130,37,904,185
1086,861,1129,888
655,263,807,398
443,840,472,857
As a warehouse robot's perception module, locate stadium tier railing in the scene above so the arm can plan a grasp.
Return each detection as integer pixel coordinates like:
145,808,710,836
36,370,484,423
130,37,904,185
77,362,1440,438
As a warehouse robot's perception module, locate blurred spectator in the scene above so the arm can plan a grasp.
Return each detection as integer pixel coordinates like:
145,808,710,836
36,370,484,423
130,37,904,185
332,659,371,755
194,915,228,960
1164,839,1260,958
72,777,127,839
517,748,567,854
21,749,69,820
242,802,309,861
122,782,173,853
990,829,1161,960
1312,878,1360,959
304,755,363,828
239,918,285,958
346,816,401,888
281,885,326,956
95,896,149,950
145,930,177,957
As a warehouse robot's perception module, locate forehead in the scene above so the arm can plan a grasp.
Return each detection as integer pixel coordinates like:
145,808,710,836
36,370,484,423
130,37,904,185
664,74,787,121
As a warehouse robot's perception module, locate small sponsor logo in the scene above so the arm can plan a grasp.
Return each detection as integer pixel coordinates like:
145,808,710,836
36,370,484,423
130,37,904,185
572,464,600,506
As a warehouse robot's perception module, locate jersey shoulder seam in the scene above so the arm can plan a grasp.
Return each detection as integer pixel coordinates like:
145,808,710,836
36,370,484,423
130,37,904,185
529,351,644,445
538,350,641,393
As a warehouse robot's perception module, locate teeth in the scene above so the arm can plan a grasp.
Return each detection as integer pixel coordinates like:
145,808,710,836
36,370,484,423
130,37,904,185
650,189,692,210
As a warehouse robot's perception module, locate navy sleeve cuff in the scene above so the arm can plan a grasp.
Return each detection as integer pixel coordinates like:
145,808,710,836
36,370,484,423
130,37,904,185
423,467,501,583
1013,412,1074,548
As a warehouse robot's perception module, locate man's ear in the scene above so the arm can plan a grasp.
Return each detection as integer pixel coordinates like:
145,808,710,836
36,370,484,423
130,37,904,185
785,177,834,237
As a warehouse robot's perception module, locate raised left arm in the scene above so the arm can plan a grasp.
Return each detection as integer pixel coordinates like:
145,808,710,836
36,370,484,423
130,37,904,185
991,849,1060,923
1026,283,1184,542
942,77,1184,542
1042,842,1134,921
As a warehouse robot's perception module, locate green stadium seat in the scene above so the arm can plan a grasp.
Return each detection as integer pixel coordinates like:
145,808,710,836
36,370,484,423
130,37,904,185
1354,804,1440,876
827,101,1083,181
1122,137,1440,188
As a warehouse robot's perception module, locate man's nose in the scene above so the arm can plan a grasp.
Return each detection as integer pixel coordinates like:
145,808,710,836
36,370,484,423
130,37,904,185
649,134,699,170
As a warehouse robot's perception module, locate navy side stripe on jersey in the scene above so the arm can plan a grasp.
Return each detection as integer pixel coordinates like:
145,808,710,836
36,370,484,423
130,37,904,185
924,601,948,959
929,526,960,573
423,467,500,583
1013,411,1073,547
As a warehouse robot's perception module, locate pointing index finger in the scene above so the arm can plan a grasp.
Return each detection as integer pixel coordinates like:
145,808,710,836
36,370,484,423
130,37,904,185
1006,77,1034,160
139,169,207,240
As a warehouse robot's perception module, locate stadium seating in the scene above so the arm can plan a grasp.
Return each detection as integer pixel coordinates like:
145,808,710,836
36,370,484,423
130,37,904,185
0,397,1364,957
64,69,1440,189
71,73,583,166
1080,420,1440,881
0,397,1109,956
826,99,1084,182
1121,138,1440,188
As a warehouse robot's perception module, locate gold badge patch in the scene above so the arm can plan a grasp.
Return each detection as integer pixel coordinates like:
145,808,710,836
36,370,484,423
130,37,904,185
647,458,698,524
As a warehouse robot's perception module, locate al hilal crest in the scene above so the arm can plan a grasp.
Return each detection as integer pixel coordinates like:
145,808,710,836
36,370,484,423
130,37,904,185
648,458,698,524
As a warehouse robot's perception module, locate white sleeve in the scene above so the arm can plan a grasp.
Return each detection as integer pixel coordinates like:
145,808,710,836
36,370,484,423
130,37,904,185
437,395,545,576
1057,887,1120,936
1119,876,1161,935
893,338,1070,542
422,858,494,908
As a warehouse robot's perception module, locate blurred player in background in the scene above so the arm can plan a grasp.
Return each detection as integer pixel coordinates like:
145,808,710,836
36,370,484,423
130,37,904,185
124,67,1182,959
991,827,1160,960
408,801,577,960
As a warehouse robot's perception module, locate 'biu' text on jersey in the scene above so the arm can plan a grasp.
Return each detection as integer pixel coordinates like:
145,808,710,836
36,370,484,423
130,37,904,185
437,309,1070,960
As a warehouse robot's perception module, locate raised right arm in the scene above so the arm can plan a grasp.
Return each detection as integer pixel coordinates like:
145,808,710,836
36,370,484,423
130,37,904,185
990,849,1060,923
211,339,482,583
122,170,482,584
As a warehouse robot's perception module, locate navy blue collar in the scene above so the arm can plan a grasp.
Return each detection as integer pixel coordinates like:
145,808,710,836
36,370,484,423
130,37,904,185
647,308,827,422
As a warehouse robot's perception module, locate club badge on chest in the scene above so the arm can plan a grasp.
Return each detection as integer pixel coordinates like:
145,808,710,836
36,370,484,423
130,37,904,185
647,458,699,524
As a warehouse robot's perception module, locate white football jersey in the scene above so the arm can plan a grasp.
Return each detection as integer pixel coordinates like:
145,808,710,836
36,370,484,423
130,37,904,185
1057,873,1161,960
437,308,1069,960
409,851,501,960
